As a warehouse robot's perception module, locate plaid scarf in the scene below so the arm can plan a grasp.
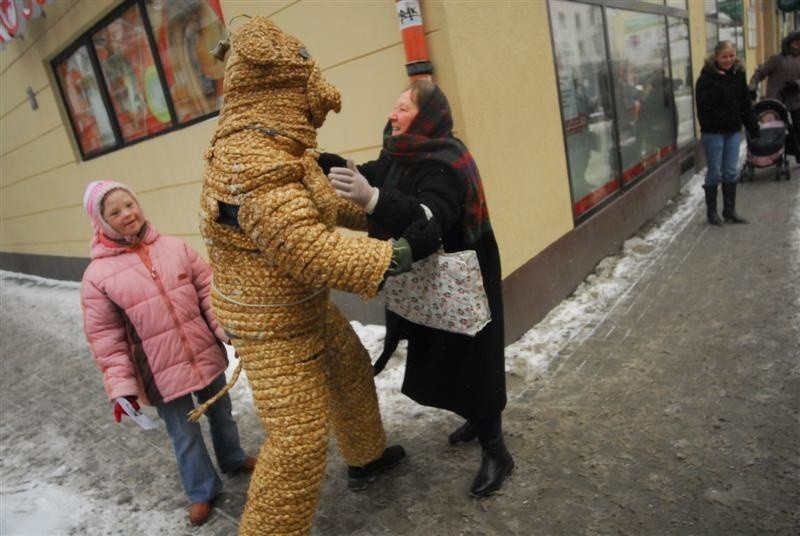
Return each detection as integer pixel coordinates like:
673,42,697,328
382,86,490,244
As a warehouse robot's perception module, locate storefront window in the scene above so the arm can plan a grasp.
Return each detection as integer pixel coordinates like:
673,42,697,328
550,0,620,217
706,0,719,54
718,0,744,51
92,4,171,143
606,8,674,183
706,0,744,54
668,17,695,148
144,0,226,123
55,46,116,157
52,0,226,160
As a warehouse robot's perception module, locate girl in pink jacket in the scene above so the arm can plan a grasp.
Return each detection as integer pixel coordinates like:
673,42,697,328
80,180,255,526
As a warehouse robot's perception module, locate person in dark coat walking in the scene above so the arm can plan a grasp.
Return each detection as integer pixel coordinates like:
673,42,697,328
748,31,800,120
695,41,759,225
748,31,800,161
320,79,513,498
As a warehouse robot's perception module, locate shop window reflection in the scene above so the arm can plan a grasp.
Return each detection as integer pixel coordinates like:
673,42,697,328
607,8,675,184
669,17,696,149
55,46,116,157
92,4,171,143
144,0,225,123
549,1,689,218
550,0,620,217
52,0,227,160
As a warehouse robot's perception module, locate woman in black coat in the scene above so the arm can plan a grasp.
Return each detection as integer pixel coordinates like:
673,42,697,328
695,40,759,225
321,79,513,498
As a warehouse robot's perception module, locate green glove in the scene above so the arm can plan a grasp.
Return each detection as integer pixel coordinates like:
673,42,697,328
386,238,413,277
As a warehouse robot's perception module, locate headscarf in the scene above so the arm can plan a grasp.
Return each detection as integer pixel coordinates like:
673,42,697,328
382,85,491,244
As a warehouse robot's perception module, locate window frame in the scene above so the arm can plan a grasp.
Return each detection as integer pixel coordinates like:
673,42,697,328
51,0,223,161
547,0,694,223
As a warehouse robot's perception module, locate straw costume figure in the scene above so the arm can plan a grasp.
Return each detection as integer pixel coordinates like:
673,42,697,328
196,16,407,535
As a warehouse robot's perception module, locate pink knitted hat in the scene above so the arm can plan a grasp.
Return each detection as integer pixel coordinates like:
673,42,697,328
82,180,143,240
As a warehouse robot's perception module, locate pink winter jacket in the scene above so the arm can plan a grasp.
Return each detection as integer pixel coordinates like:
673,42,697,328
81,224,229,406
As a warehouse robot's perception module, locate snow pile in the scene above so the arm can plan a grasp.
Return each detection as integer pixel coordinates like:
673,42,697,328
504,171,706,384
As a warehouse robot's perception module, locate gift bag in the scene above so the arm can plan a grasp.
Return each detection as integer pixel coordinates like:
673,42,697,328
383,249,491,336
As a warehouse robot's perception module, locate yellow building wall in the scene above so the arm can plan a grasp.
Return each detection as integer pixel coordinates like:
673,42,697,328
434,1,573,275
689,0,709,97
744,0,757,80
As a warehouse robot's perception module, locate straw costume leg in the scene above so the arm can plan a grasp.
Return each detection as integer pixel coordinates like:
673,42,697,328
236,338,330,536
322,303,386,465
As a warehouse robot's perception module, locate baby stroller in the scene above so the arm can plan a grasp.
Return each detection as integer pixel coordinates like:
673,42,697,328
741,98,793,181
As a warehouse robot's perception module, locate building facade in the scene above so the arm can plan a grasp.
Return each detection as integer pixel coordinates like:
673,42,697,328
0,0,794,341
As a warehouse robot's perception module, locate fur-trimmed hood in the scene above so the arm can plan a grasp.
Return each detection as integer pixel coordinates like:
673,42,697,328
781,31,800,55
703,57,746,76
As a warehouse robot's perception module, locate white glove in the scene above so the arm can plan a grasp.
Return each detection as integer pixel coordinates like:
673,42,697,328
328,160,379,212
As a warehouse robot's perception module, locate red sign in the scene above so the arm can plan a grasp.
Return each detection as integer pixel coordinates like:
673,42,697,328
0,0,51,48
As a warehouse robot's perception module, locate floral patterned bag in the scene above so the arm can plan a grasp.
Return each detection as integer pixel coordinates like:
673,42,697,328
383,249,491,336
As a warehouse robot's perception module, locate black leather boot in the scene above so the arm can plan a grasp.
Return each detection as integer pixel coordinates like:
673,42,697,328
721,182,748,223
469,437,515,498
347,444,406,491
448,420,478,445
703,184,722,225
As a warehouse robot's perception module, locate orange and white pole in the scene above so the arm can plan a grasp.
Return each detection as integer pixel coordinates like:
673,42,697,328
395,0,433,79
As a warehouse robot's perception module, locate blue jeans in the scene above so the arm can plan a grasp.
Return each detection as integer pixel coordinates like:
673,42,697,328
156,373,247,502
701,131,741,186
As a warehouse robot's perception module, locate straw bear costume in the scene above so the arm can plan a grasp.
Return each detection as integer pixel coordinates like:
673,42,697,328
198,17,394,535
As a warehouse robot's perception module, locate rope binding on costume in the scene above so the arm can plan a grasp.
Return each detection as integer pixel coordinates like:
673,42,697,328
187,359,244,423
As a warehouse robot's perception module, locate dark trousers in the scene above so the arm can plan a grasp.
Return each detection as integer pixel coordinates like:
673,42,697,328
789,109,800,158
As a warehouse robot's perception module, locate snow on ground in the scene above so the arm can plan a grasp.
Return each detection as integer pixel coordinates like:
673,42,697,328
0,169,714,535
502,171,706,387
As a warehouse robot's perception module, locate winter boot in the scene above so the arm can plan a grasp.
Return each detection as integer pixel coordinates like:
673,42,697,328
703,184,722,225
347,444,406,491
448,420,478,445
721,182,748,223
469,437,515,498
188,501,213,526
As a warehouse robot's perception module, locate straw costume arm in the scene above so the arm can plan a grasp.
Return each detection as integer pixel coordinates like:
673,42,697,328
236,160,392,300
332,194,369,231
318,152,368,231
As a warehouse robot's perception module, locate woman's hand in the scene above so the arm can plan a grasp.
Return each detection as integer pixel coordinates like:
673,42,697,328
403,216,441,261
328,161,379,211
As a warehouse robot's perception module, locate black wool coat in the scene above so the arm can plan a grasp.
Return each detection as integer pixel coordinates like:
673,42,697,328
321,151,507,420
696,59,759,137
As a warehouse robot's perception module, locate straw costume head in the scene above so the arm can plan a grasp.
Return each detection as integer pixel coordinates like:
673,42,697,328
213,16,340,151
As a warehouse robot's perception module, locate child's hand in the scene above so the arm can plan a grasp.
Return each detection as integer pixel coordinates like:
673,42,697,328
113,396,140,423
